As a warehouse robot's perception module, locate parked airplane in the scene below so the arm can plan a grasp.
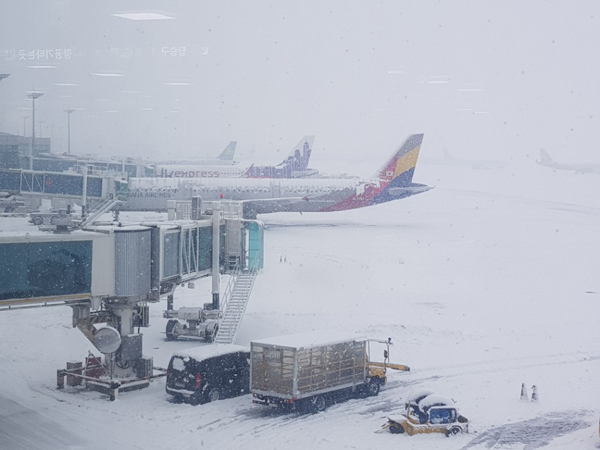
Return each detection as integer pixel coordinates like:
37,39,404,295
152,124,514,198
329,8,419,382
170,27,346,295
155,136,317,179
536,149,600,174
121,134,430,217
155,141,238,173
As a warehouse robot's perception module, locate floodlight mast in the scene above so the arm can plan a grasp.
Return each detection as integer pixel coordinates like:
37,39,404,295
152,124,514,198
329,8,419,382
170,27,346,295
65,109,75,154
0,75,9,130
27,92,44,170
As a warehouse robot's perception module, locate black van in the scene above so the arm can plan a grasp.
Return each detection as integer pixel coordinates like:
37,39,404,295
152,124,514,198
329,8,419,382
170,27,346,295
166,344,250,405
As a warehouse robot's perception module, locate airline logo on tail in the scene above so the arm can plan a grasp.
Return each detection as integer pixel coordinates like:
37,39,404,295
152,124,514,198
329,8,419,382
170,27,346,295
374,134,423,183
276,136,315,170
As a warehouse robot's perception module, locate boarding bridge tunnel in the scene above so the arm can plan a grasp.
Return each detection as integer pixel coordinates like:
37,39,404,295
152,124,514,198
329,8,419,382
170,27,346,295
0,168,127,201
0,210,264,382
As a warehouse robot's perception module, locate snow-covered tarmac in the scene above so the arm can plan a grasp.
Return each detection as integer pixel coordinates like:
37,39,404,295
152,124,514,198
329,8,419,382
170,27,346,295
1,160,599,449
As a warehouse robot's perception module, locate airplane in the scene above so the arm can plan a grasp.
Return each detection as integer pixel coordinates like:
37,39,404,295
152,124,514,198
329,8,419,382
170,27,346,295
536,149,600,174
154,141,239,174
120,134,431,218
245,136,318,178
154,136,317,179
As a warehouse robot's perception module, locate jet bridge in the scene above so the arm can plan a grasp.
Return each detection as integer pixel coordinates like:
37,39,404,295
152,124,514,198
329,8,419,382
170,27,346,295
0,168,127,200
0,206,264,398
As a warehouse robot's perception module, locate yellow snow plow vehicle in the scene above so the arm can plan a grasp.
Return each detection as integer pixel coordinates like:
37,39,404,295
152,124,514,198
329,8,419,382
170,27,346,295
381,389,468,437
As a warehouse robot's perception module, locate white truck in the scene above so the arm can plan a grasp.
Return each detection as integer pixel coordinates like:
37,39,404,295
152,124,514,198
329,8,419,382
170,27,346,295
250,332,409,413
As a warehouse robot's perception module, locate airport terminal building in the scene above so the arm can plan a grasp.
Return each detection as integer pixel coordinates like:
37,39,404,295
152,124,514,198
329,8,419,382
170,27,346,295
0,132,51,169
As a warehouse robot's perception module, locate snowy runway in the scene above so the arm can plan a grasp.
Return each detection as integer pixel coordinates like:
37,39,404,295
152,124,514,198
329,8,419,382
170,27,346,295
1,162,599,449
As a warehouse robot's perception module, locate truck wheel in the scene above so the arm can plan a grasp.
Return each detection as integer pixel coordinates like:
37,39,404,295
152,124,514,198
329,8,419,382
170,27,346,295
389,424,405,434
367,378,381,396
206,388,220,403
446,426,460,437
303,395,326,413
190,391,202,406
166,319,181,341
32,216,43,226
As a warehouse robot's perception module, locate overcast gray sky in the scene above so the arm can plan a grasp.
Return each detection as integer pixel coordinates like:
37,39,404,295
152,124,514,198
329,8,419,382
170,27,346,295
1,1,599,167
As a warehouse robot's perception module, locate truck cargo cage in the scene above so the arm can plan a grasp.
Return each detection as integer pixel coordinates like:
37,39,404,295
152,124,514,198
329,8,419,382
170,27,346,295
250,333,409,413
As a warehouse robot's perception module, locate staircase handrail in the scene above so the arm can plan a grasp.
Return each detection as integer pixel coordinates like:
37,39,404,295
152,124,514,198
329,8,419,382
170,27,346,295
219,263,242,317
81,198,121,227
215,258,259,343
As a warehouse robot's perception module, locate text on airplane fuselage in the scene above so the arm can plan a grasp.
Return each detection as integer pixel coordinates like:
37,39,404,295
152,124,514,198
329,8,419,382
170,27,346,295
164,170,221,178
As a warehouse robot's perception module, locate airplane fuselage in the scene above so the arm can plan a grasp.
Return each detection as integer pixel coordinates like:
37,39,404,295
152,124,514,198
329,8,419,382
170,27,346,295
120,134,429,217
120,177,429,216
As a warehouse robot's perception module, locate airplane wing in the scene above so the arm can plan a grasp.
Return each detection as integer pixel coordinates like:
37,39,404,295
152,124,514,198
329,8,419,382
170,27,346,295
238,196,314,216
241,197,306,207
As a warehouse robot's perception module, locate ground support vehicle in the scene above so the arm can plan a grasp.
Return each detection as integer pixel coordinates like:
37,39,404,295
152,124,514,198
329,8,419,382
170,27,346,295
165,344,250,405
251,333,409,413
164,305,220,342
0,199,27,214
29,209,69,226
382,389,469,437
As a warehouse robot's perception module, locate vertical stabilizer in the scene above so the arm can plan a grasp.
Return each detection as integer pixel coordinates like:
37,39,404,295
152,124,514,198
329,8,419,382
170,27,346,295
372,134,424,185
278,136,315,171
218,141,237,161
539,149,552,164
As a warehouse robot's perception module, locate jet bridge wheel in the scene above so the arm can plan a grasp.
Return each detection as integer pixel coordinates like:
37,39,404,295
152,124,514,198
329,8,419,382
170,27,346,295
31,216,43,226
166,319,182,341
205,325,218,343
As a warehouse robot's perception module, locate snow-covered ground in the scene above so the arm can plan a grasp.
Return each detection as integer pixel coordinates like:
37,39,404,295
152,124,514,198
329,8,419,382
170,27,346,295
1,160,600,450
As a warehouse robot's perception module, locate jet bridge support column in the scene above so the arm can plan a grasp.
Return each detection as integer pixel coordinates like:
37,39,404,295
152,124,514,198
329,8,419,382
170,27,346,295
212,204,220,310
82,164,88,220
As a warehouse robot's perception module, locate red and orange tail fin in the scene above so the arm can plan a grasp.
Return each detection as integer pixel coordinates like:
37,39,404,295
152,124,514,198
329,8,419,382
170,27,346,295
372,134,424,184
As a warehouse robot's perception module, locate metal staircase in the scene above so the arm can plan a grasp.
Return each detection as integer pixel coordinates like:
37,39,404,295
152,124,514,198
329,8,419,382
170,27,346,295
214,263,259,344
81,197,120,227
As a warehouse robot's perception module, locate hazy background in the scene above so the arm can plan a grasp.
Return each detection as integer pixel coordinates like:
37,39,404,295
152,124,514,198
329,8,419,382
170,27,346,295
1,0,599,173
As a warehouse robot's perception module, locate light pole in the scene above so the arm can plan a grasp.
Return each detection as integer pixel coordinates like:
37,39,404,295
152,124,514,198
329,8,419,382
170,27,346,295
27,92,44,170
0,75,9,130
65,109,75,154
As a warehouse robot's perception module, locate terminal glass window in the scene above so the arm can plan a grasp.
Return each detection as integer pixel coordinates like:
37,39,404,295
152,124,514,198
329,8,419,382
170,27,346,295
163,232,180,278
0,241,92,300
198,226,212,271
